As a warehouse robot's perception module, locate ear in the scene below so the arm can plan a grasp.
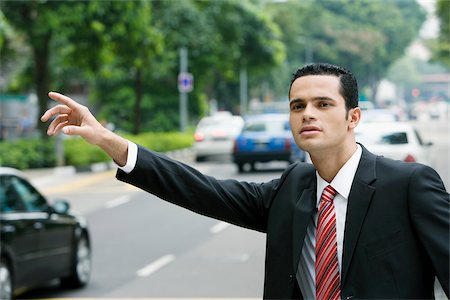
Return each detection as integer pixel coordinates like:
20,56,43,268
348,107,361,129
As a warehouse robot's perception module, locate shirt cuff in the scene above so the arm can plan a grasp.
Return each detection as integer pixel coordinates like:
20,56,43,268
117,140,138,174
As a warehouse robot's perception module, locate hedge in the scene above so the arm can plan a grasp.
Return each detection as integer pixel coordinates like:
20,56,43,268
0,131,194,170
0,138,56,169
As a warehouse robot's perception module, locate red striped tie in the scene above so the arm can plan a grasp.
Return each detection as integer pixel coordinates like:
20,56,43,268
316,185,340,300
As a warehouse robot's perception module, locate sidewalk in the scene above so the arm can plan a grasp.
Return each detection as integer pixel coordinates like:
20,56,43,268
23,147,195,184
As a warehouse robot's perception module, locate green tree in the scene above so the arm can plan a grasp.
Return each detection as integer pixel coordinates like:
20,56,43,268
312,0,425,101
97,1,163,134
433,0,450,68
0,1,106,137
194,0,285,111
264,0,425,101
58,1,164,134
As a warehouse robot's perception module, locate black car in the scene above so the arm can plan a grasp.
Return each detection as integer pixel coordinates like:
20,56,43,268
0,167,91,299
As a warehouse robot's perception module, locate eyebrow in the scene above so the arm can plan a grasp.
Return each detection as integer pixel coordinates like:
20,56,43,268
289,96,336,103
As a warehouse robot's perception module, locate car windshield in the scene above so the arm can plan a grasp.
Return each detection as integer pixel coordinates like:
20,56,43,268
243,120,288,133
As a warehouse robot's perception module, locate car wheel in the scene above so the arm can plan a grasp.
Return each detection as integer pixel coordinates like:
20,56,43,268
61,233,91,288
0,260,13,300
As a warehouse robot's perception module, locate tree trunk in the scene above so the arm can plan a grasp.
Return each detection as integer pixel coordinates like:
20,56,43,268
33,34,51,139
133,68,143,134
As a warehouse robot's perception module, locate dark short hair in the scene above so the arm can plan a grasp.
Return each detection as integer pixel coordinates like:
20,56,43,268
289,63,358,110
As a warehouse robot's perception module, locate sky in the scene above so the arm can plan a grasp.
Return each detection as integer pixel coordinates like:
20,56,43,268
417,0,439,39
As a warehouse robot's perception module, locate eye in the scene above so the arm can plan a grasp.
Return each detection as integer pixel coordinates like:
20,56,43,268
290,103,305,111
318,101,331,108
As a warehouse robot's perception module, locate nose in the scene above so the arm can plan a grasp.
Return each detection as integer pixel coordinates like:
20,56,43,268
302,103,316,122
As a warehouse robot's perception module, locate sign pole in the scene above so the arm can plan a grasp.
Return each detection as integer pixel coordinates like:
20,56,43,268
179,47,188,132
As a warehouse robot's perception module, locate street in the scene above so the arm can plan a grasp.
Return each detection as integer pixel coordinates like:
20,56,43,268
22,161,276,299
21,120,449,299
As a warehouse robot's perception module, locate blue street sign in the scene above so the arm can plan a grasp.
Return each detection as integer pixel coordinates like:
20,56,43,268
178,72,194,93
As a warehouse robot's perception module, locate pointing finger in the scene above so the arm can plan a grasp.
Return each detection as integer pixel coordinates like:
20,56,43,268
48,92,81,110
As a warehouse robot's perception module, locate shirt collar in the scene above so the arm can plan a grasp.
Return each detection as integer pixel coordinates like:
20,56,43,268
316,144,362,206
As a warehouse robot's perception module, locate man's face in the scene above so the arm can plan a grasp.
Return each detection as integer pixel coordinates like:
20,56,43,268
289,75,358,154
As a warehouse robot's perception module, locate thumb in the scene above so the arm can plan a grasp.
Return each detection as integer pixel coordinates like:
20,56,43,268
62,125,97,145
62,125,84,136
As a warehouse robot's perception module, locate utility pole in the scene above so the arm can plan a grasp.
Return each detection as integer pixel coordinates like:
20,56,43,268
55,133,65,166
239,67,248,116
178,48,193,132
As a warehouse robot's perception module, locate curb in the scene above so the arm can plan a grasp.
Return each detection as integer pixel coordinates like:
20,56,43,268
46,147,196,176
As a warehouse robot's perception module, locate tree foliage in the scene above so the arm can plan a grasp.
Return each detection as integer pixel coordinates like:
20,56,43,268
433,0,450,68
264,0,425,100
1,0,426,134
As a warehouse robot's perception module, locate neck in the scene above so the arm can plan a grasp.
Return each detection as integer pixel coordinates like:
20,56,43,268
310,142,358,182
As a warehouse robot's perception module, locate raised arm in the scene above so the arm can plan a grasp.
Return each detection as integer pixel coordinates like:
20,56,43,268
41,92,129,166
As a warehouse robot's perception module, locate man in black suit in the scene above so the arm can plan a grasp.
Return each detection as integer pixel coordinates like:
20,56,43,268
42,63,449,299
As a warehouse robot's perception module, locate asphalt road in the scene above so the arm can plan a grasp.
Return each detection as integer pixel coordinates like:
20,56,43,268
21,119,448,299
22,161,282,299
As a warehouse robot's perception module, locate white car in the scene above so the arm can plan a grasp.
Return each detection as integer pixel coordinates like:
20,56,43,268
193,112,244,161
355,122,433,166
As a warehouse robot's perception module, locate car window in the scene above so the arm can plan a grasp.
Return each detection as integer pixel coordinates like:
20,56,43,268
0,176,48,213
357,131,408,145
244,120,287,133
244,122,266,132
0,176,26,213
380,132,408,144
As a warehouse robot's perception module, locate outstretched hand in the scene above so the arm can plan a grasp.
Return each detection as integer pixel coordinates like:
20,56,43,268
41,92,107,145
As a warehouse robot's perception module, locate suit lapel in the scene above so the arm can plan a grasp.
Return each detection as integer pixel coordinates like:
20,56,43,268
341,146,377,285
292,182,316,272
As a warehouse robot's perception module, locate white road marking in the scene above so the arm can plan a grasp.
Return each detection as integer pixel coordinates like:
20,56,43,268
210,221,231,233
105,196,131,208
136,254,176,277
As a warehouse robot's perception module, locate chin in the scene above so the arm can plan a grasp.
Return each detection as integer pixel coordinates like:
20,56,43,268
298,142,313,152
299,140,325,153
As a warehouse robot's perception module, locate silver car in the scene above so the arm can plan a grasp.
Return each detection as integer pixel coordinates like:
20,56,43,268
194,112,244,162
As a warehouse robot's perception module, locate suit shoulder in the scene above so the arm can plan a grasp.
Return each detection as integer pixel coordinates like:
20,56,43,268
280,162,315,183
271,162,316,193
376,155,433,172
375,155,443,184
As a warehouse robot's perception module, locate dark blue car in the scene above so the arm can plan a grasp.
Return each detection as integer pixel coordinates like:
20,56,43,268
233,114,306,172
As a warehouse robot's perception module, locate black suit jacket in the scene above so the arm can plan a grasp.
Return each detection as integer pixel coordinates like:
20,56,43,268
117,144,449,299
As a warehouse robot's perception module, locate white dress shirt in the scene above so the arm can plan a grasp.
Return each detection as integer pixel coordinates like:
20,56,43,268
297,144,362,299
118,141,138,173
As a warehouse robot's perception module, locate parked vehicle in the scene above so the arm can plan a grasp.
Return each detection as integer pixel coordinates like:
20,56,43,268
355,122,433,165
361,108,400,123
193,112,244,161
233,114,306,172
0,167,91,299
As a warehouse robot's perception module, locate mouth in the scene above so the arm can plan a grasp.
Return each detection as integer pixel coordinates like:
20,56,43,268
300,125,321,135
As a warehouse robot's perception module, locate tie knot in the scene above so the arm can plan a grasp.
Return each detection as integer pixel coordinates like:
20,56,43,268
321,185,337,202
